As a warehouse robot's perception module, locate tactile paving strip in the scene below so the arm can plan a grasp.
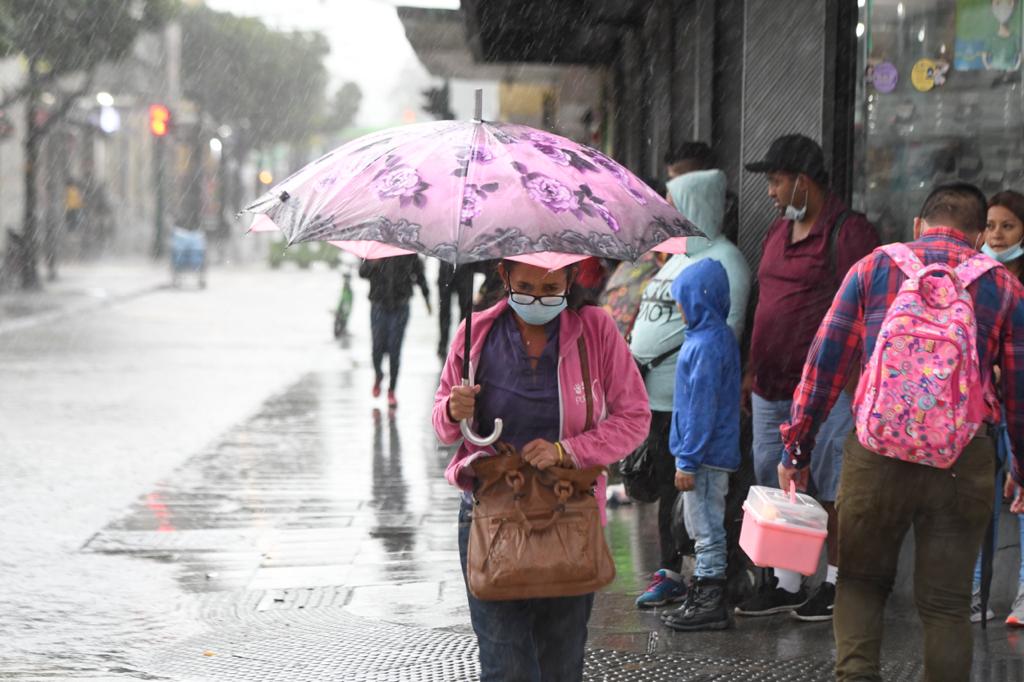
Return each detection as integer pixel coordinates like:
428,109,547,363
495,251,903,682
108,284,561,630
149,603,936,682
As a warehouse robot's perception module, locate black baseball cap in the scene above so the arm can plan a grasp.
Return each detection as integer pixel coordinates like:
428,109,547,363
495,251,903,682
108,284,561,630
745,134,828,186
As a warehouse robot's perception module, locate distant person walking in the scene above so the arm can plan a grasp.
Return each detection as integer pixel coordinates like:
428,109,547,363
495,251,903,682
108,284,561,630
359,255,431,409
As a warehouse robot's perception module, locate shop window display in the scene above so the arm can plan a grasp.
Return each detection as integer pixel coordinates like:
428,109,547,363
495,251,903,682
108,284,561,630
854,0,1024,243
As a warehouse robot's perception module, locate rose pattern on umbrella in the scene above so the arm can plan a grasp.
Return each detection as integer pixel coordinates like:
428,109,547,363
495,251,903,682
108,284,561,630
456,145,496,165
522,131,564,147
452,145,496,178
460,183,500,227
513,162,619,232
534,144,573,166
590,200,620,233
521,172,575,213
374,155,430,208
325,216,427,251
579,148,648,206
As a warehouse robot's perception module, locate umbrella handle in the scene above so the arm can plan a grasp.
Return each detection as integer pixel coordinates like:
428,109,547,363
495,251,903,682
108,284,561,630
461,417,502,447
459,378,502,447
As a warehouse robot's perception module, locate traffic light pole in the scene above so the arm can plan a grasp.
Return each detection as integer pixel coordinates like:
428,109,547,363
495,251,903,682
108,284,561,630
152,134,166,259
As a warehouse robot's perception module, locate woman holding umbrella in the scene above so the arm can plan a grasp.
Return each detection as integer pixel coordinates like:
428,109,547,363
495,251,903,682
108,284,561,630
243,91,699,679
434,256,650,680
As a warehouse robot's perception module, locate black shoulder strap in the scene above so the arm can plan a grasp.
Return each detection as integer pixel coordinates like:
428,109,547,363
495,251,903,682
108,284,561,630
828,209,854,280
577,336,594,431
635,345,679,379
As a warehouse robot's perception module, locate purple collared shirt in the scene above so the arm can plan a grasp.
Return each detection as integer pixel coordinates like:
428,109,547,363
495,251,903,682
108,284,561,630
475,310,561,450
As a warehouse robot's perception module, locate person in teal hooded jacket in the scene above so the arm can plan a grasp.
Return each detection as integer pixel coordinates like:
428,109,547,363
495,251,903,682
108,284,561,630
660,257,740,633
632,169,750,608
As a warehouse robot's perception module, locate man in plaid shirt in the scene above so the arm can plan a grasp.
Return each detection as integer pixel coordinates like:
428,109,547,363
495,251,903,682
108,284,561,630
779,183,1024,681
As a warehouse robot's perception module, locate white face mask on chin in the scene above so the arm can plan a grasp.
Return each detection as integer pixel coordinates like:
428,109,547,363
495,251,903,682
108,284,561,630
784,177,808,222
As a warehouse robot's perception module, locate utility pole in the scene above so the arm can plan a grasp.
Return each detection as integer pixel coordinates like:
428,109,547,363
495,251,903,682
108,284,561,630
150,104,170,258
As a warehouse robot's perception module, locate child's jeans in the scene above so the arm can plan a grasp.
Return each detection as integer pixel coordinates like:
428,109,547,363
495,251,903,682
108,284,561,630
682,466,731,580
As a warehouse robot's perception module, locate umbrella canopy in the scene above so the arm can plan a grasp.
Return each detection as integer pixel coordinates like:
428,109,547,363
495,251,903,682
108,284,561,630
243,120,700,265
243,104,701,447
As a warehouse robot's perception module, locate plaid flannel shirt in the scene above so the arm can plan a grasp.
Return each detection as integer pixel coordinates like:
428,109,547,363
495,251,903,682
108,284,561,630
780,226,1024,485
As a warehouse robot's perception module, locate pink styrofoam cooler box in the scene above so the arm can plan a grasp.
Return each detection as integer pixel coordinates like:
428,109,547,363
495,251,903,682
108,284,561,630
739,485,828,576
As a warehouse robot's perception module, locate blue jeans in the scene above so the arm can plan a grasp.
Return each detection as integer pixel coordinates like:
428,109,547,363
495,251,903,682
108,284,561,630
682,467,730,580
752,391,853,501
370,302,410,390
972,424,1024,587
457,500,594,682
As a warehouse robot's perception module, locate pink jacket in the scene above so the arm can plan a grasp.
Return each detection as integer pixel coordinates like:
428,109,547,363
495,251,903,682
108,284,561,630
432,300,651,523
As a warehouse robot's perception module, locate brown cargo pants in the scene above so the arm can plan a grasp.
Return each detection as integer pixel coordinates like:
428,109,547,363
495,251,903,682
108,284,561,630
833,431,995,682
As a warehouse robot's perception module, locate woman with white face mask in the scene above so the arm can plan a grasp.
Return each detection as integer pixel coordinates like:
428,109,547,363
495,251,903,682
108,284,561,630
433,259,651,681
973,189,1024,627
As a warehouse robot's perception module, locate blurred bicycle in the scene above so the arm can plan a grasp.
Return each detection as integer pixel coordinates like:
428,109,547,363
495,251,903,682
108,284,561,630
333,265,354,339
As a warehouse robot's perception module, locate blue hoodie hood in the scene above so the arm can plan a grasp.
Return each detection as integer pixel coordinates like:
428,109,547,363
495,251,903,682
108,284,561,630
670,257,731,334
668,257,741,475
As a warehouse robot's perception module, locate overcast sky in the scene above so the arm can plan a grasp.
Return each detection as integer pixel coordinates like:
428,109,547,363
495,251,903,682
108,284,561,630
203,0,459,127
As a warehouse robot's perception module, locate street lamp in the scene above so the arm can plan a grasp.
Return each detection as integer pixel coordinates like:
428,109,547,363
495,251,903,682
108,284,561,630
96,92,115,107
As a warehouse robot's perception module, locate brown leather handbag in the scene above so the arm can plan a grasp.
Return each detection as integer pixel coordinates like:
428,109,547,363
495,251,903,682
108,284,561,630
465,337,616,601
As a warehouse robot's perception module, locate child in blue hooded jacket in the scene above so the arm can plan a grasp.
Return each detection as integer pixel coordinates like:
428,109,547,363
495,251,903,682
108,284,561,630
661,257,741,632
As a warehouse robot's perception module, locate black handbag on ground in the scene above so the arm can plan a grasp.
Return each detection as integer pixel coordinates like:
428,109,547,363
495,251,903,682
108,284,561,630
620,347,680,503
619,441,660,503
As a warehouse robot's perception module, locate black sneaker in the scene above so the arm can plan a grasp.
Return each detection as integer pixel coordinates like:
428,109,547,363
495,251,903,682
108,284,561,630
734,576,807,616
792,582,835,622
663,578,734,631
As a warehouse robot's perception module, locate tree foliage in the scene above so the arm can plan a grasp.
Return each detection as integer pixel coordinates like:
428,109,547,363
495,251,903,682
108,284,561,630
0,0,178,91
322,82,363,134
0,0,179,290
180,6,332,147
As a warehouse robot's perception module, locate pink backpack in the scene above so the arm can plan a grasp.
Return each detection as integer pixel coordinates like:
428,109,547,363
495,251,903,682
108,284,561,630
854,243,997,468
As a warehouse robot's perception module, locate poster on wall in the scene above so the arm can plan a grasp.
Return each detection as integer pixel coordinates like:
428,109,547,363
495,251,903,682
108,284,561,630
955,0,1023,70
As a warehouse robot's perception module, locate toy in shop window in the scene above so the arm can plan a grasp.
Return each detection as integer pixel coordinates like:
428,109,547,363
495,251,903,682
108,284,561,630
954,0,1023,72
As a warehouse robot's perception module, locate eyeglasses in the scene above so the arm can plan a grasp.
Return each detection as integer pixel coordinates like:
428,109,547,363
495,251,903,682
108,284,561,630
510,290,567,306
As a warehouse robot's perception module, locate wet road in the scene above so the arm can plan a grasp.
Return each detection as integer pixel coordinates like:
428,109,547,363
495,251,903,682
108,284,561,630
1,265,1022,680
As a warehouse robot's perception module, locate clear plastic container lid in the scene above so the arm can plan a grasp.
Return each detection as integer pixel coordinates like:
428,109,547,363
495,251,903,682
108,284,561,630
744,485,828,532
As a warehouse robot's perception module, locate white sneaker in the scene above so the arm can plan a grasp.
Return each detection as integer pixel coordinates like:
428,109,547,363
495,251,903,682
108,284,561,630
970,587,996,624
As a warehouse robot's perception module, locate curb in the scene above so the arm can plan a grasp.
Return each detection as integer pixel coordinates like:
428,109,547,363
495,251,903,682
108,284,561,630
0,281,168,337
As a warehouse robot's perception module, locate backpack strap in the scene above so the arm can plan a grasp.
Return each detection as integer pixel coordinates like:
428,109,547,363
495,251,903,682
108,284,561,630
955,252,1001,288
827,209,852,277
881,242,925,278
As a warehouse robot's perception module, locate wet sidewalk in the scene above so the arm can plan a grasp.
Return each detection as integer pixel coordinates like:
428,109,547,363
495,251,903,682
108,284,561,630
77,337,1023,680
2,265,1021,680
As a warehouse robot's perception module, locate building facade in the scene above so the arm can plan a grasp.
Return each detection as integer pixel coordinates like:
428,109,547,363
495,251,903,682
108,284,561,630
457,0,1023,266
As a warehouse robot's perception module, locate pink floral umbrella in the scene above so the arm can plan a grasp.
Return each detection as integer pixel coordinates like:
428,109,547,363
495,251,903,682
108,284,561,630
244,99,700,445
244,126,697,265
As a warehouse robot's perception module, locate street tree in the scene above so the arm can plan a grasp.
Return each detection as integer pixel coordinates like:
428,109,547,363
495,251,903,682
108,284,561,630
322,82,363,135
0,0,178,289
179,6,332,224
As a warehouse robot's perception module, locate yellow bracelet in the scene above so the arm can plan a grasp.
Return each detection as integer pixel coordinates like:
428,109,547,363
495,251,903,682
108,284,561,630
555,442,565,466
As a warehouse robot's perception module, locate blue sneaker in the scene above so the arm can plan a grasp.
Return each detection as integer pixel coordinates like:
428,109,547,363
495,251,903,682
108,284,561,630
636,569,687,608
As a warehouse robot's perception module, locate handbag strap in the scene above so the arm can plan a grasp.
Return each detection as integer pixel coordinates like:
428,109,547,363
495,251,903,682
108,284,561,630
577,335,594,431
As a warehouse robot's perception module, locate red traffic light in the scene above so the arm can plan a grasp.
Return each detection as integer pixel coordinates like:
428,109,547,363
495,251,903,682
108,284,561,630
149,104,170,137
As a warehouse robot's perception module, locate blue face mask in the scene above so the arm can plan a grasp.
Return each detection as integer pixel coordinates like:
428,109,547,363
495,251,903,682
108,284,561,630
508,294,567,326
982,241,1024,263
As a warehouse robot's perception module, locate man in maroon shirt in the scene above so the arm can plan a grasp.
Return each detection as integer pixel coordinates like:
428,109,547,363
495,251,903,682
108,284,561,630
736,135,880,621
